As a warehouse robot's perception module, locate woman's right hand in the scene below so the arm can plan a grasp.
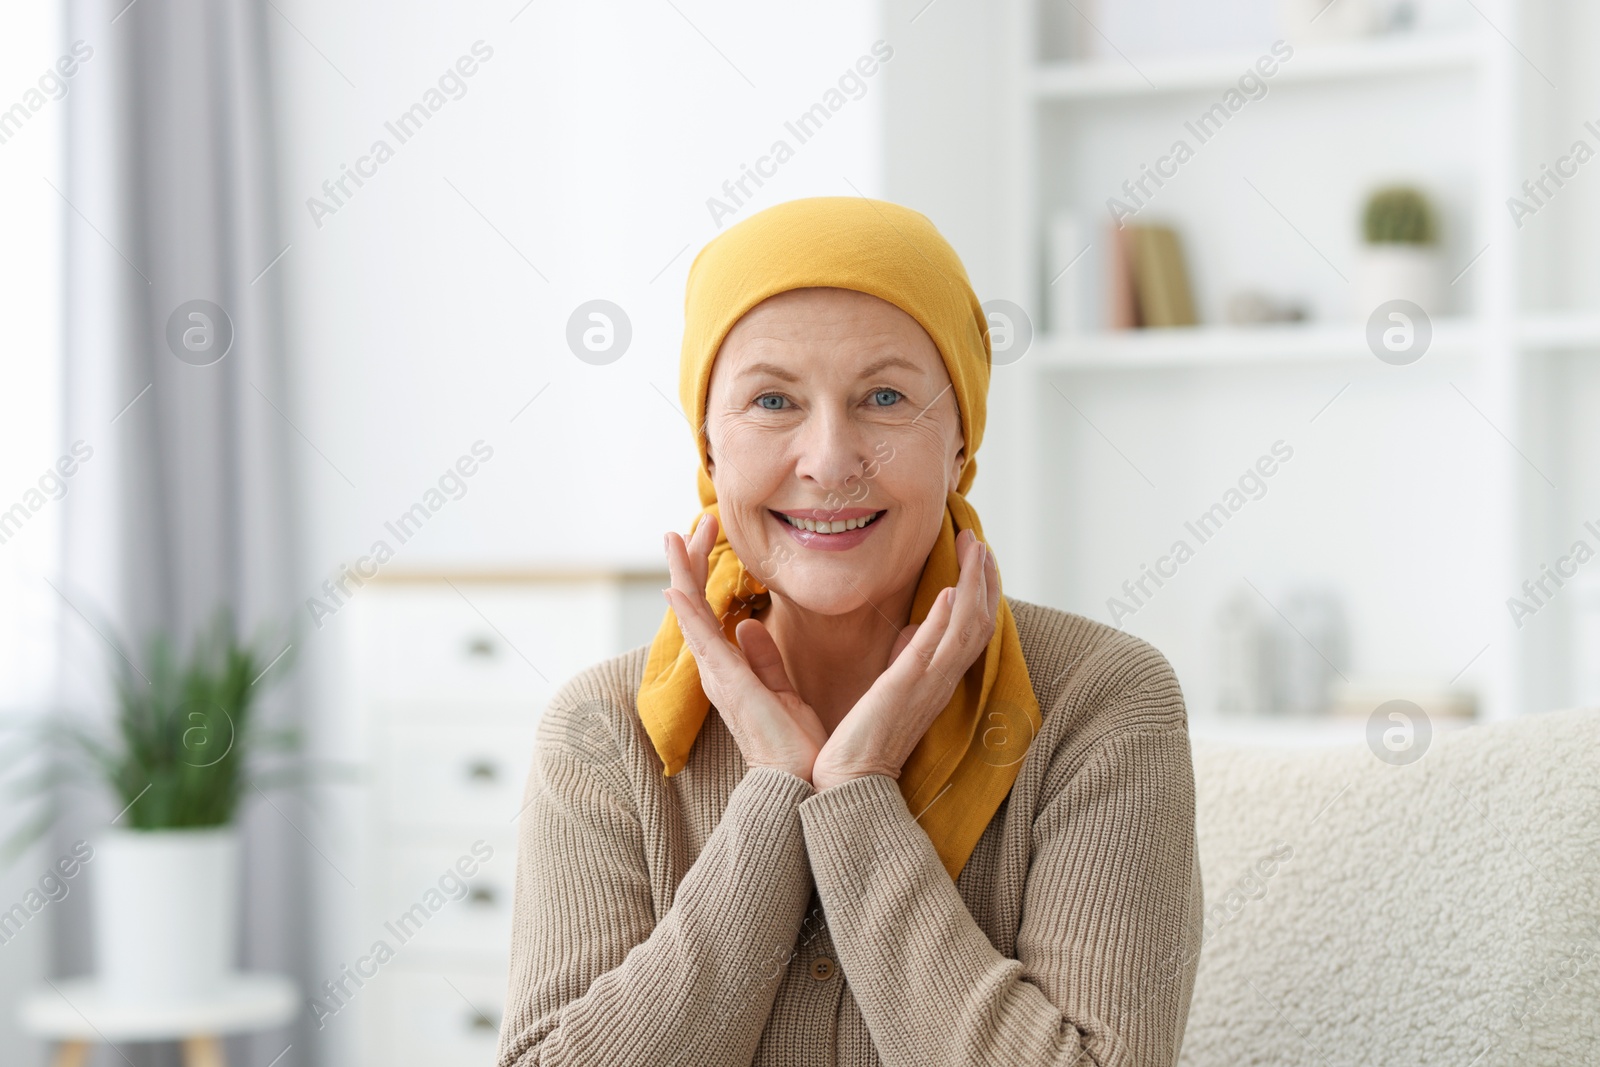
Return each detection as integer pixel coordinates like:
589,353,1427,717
662,513,829,784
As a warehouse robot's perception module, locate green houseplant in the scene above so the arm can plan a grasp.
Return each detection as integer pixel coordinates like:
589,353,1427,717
1355,184,1444,320
4,610,300,848
3,610,303,1003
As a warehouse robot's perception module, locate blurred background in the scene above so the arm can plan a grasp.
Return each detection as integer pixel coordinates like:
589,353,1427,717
1,0,1596,1063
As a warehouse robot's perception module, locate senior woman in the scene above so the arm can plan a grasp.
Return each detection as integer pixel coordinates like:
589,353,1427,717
497,197,1202,1067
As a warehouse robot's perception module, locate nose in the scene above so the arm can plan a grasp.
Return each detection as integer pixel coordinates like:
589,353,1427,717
792,405,870,500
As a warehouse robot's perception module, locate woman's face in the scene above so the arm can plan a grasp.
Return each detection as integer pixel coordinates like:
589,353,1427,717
704,286,966,616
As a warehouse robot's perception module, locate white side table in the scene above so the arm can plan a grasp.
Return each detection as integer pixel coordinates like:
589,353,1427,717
18,973,297,1067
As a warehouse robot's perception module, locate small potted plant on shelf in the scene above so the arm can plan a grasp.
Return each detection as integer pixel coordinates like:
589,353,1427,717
1355,184,1443,320
3,610,302,1004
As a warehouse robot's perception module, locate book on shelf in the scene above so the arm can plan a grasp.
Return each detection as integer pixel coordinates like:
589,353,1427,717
1106,223,1139,329
1043,214,1200,333
1122,222,1198,328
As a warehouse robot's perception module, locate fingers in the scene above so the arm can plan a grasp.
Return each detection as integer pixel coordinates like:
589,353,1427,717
663,530,692,598
733,621,829,748
734,618,795,696
886,621,921,667
966,531,998,626
982,535,1000,618
688,512,716,592
896,580,958,685
905,530,998,691
662,586,716,661
663,586,740,709
953,529,984,627
663,514,738,700
946,531,998,668
665,512,718,602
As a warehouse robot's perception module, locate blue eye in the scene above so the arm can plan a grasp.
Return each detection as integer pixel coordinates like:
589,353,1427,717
756,394,787,411
871,388,901,406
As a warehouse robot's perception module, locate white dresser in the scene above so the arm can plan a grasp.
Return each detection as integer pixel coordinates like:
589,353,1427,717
342,571,669,1066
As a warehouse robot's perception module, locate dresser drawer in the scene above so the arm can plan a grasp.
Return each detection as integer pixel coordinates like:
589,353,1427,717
385,723,538,827
361,584,622,705
378,966,506,1067
379,839,517,956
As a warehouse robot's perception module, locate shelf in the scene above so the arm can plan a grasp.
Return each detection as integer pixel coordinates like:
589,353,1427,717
993,1,1580,726
1031,317,1480,369
1189,716,1369,748
1033,32,1487,102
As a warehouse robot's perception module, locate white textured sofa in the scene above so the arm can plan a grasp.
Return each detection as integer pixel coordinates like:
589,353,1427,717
1180,707,1600,1066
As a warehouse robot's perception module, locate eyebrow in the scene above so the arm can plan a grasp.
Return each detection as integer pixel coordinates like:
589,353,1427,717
737,355,925,383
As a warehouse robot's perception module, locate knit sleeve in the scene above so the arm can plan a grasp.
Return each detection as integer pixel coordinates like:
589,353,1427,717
496,694,818,1067
796,655,1201,1067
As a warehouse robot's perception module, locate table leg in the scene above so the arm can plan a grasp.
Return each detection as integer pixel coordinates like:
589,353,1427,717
182,1035,227,1067
52,1042,91,1067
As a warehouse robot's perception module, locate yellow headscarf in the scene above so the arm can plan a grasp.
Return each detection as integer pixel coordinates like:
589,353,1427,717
637,195,1041,881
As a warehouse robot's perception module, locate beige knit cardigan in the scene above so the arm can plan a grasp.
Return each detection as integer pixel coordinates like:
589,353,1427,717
496,596,1204,1067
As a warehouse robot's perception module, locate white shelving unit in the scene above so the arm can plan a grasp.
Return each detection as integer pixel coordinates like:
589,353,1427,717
1033,317,1481,368
1031,30,1488,100
984,0,1597,734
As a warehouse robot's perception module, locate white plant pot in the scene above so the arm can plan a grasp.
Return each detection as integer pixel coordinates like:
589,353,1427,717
94,825,239,1004
1353,244,1444,321
1277,0,1378,43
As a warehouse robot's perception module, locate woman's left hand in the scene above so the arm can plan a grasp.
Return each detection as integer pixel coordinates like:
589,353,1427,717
810,528,1001,793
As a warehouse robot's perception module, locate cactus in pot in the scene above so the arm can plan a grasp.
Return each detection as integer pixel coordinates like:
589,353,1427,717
1363,186,1436,246
1355,183,1444,321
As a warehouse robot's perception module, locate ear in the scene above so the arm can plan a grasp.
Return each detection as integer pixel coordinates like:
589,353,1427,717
949,443,967,492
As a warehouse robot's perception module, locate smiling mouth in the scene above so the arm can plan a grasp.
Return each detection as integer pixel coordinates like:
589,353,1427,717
770,509,885,534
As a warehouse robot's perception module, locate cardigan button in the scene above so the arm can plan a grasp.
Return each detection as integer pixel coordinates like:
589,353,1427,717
809,956,835,981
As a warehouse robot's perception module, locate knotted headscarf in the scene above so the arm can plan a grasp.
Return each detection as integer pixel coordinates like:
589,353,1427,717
637,196,1040,881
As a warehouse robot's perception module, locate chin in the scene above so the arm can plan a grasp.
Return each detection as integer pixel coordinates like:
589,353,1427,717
777,585,870,617
765,566,885,616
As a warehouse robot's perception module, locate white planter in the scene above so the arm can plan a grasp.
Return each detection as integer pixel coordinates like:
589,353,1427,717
1277,0,1378,43
1353,244,1444,321
94,825,239,1004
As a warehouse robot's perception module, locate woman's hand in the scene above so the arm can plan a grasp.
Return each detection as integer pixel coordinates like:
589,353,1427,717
663,513,830,784
810,528,1000,793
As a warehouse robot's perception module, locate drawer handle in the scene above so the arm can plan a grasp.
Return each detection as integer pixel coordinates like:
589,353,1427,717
465,635,497,658
469,887,496,907
466,760,498,782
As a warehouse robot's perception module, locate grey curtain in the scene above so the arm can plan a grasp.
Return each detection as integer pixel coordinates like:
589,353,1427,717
58,0,309,1064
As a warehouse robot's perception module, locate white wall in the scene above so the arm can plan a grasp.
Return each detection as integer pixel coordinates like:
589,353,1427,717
274,0,887,577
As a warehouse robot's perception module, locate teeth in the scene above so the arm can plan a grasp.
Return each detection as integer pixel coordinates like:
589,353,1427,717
780,511,880,534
